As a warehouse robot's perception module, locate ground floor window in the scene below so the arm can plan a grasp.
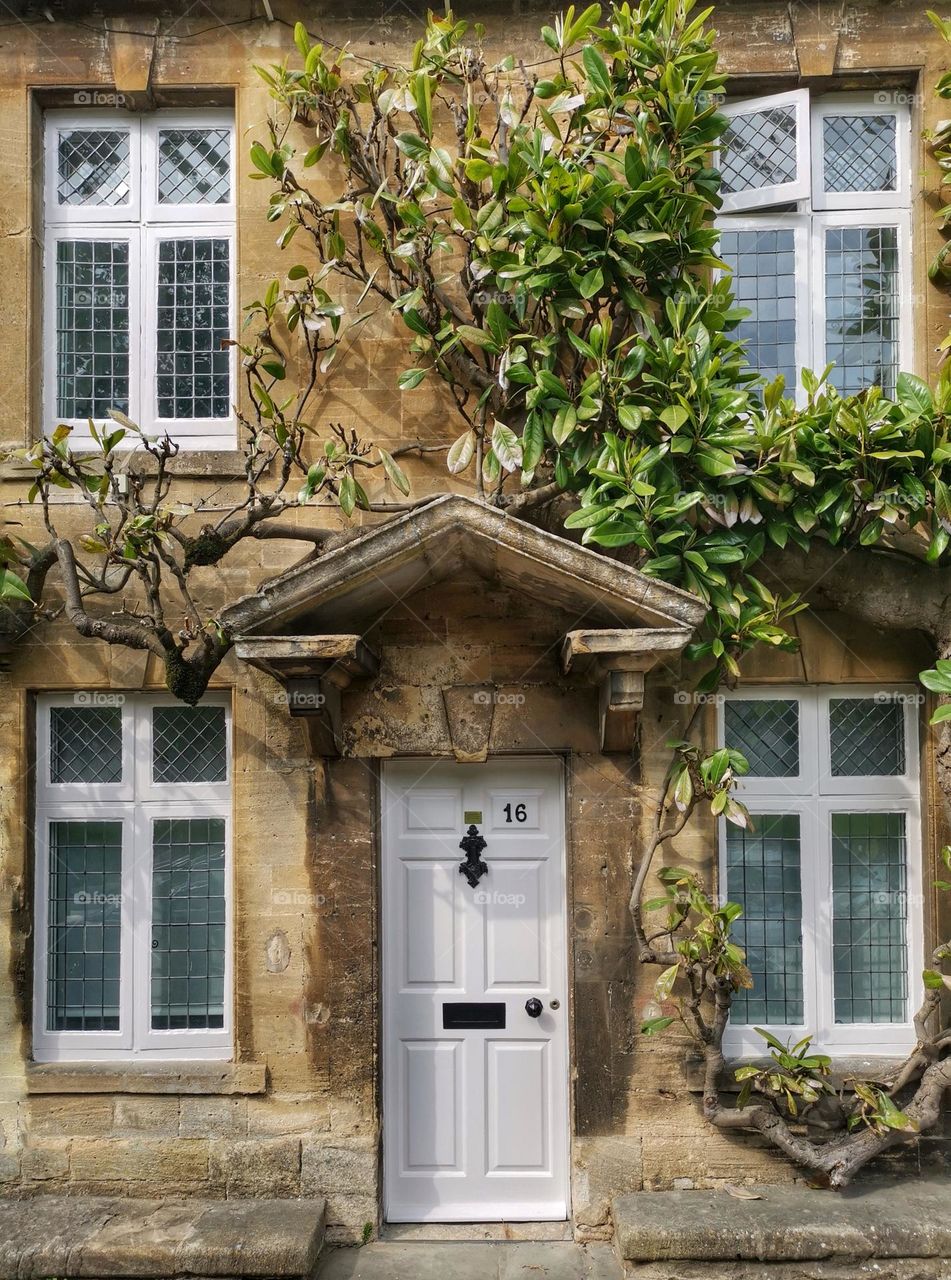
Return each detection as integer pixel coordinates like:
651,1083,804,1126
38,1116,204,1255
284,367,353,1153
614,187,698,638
718,686,922,1057
32,693,231,1061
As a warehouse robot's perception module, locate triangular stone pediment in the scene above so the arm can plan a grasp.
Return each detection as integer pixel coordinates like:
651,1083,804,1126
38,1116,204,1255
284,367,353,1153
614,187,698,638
221,494,706,636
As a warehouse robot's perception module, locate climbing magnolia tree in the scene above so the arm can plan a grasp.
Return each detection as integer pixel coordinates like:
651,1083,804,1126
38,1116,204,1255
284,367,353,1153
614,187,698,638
9,0,951,1183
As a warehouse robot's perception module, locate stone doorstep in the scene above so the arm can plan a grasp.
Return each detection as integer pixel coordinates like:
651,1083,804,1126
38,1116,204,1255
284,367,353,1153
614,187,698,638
612,1176,951,1266
0,1195,326,1279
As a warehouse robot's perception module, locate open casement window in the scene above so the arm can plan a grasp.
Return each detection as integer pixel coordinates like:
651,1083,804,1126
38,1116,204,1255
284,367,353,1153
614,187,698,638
717,686,923,1058
43,110,236,451
716,91,912,401
718,89,811,213
32,694,232,1062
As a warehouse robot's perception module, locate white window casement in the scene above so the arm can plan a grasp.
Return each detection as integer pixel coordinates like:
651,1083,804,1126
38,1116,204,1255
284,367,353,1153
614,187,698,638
43,110,237,451
716,91,912,401
32,693,232,1062
718,686,923,1058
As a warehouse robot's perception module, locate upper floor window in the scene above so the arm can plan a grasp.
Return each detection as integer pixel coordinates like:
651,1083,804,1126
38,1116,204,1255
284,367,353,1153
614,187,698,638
43,110,236,451
33,693,232,1061
718,686,922,1058
716,92,912,400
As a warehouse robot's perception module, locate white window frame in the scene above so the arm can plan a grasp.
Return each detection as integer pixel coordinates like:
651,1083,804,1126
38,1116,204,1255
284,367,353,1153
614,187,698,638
716,91,912,401
717,685,923,1058
32,692,233,1062
811,93,911,212
718,88,811,213
43,108,237,451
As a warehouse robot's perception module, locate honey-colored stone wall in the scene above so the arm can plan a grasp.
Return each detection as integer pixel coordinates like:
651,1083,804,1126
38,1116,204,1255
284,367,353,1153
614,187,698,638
0,0,946,1243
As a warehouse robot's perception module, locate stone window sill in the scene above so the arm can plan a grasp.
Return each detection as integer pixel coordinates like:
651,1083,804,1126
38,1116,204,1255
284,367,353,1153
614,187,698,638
26,1061,267,1095
684,1053,905,1092
1,450,249,482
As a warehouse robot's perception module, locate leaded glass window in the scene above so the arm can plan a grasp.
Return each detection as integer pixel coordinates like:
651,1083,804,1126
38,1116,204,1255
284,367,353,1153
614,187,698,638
720,687,920,1056
832,812,908,1023
829,698,905,776
57,129,131,207
716,229,797,388
55,240,130,420
49,705,122,784
723,698,799,777
153,705,227,783
46,820,122,1031
822,115,897,194
35,696,230,1060
45,111,234,445
151,818,227,1030
716,92,909,401
726,815,803,1025
158,128,231,204
155,238,231,420
824,226,900,397
720,107,799,196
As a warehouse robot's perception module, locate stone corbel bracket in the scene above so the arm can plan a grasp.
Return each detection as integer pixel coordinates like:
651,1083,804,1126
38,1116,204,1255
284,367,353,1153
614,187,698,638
234,634,379,757
561,627,694,753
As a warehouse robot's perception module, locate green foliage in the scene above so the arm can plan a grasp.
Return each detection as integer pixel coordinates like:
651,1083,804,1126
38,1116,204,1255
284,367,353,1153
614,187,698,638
257,0,735,493
921,660,951,723
926,11,951,292
663,739,751,825
258,1,951,696
638,865,753,1037
734,1030,832,1116
848,1080,918,1135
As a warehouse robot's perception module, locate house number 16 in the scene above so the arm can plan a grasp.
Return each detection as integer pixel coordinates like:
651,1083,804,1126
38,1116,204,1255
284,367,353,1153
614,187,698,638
503,803,528,823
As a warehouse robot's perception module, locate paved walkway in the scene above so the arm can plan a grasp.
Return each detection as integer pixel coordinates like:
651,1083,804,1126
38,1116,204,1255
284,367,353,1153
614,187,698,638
316,1242,623,1279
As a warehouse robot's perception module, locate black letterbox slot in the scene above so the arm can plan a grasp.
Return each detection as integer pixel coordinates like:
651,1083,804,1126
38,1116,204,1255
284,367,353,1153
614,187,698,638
442,1002,506,1029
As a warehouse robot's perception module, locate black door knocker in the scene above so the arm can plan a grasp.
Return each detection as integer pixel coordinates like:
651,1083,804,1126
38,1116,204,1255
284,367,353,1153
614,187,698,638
458,824,488,888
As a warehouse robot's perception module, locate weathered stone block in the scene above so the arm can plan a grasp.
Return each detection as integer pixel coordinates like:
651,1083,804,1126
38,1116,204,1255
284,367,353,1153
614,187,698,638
322,1193,378,1245
28,1096,115,1137
69,1138,209,1185
247,1098,331,1136
180,1096,248,1139
573,1136,644,1231
208,1136,301,1197
20,1141,70,1181
301,1139,378,1198
113,1097,181,1136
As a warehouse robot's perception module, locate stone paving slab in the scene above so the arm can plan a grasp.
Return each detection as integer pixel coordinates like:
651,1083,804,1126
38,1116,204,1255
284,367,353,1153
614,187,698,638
0,1195,326,1279
613,1176,951,1266
316,1242,624,1280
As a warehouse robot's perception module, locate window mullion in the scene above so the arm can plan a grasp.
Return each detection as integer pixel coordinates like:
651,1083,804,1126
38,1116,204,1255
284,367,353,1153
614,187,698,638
807,798,833,1046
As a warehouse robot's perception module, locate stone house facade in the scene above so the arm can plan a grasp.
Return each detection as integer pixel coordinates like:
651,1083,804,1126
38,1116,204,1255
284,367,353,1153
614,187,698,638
0,0,946,1246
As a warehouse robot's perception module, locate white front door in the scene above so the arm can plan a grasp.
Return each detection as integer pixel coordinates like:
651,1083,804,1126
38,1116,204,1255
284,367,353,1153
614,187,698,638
381,758,569,1223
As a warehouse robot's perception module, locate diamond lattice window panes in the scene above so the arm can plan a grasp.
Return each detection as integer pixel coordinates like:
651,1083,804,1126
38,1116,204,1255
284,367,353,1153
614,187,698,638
152,705,227,784
57,129,131,207
823,115,897,194
49,706,123,784
721,107,799,195
158,128,231,204
723,699,800,777
829,697,906,776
